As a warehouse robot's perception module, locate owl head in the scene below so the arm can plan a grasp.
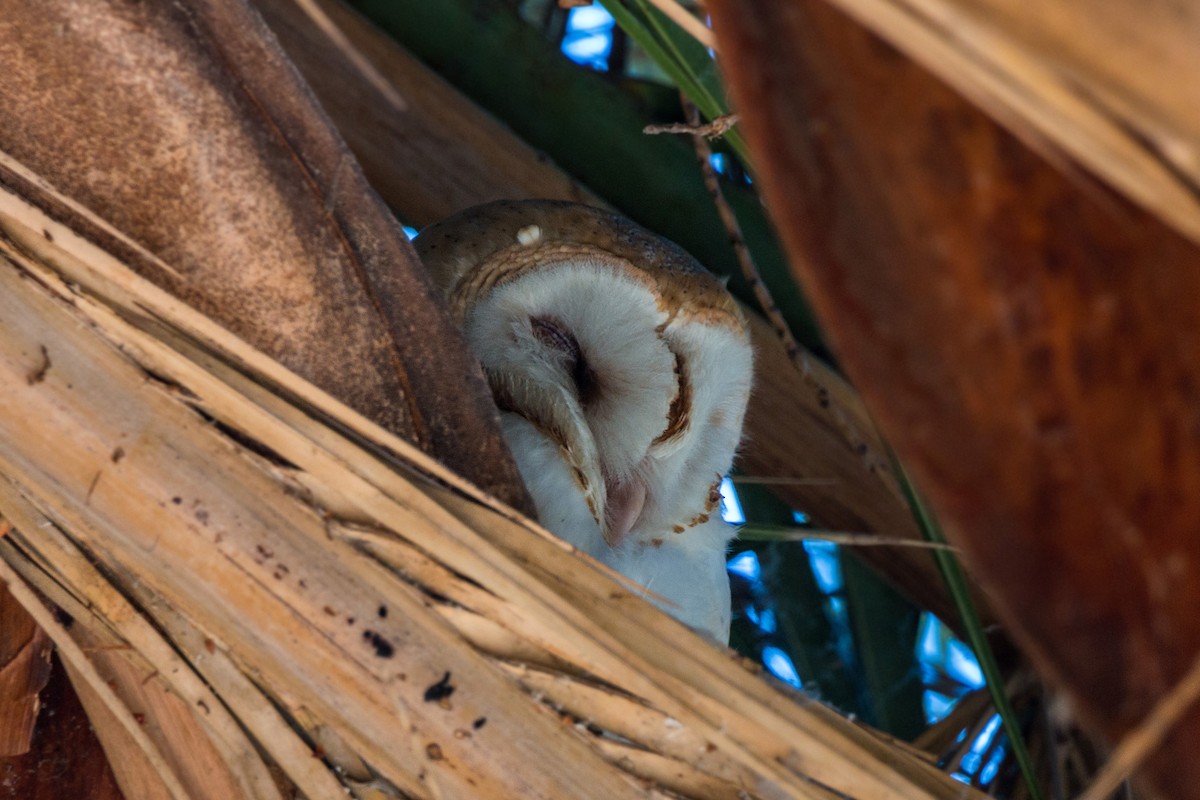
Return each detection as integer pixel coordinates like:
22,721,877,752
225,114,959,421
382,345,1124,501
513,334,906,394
416,200,753,640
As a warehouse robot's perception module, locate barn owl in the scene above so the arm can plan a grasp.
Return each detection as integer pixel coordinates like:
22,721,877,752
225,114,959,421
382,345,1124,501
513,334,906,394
415,200,753,641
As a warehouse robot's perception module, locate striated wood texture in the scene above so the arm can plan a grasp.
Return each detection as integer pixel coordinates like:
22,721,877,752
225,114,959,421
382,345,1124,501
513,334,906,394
0,1,529,795
709,1,1200,797
252,0,600,225
0,155,988,800
0,655,124,800
0,584,50,757
813,0,1200,252
0,0,529,513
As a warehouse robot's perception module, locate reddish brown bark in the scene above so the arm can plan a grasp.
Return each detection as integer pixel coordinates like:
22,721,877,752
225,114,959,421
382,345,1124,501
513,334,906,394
0,583,50,757
710,1,1200,796
0,651,123,800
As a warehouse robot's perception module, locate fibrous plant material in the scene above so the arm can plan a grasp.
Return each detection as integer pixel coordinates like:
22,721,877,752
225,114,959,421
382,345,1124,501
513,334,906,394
797,0,1200,254
708,0,1200,796
0,0,530,513
251,0,603,225
0,579,50,756
0,136,986,798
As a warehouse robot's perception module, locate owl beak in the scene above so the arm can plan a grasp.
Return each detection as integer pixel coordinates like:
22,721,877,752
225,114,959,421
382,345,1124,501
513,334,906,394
603,477,647,548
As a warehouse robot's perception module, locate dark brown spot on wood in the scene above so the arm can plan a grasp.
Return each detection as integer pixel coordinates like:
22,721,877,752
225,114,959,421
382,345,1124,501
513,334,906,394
425,743,443,761
111,447,125,463
86,471,102,503
424,671,455,702
473,716,487,730
378,604,388,618
204,638,215,655
363,630,394,658
26,345,50,385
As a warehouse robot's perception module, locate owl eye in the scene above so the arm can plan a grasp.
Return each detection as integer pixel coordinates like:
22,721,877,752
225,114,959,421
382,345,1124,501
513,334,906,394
530,315,598,403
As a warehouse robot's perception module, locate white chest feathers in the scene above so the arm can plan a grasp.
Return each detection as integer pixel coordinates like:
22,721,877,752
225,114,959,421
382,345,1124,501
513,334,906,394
417,201,753,642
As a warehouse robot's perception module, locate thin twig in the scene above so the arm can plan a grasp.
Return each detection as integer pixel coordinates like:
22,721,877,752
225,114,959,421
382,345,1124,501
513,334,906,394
644,113,739,139
736,526,960,551
684,98,796,360
683,96,898,494
1076,651,1200,800
642,0,716,50
292,0,407,112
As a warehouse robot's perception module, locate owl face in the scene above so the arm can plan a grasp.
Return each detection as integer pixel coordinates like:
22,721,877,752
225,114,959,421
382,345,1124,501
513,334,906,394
416,201,752,640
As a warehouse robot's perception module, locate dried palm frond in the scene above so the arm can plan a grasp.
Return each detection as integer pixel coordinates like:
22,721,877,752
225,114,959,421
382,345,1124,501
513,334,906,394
0,152,983,798
799,0,1200,250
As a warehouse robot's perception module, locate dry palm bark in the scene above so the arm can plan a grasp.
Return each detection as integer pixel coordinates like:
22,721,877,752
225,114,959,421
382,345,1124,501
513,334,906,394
0,655,125,800
708,1,1200,796
0,157,986,799
0,0,529,794
803,0,1200,252
0,0,529,512
251,0,601,224
0,585,50,756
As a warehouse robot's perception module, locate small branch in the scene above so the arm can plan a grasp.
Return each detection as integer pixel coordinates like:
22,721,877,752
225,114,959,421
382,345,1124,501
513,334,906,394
644,113,739,139
683,99,795,358
736,525,960,551
682,94,902,500
1077,651,1200,800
